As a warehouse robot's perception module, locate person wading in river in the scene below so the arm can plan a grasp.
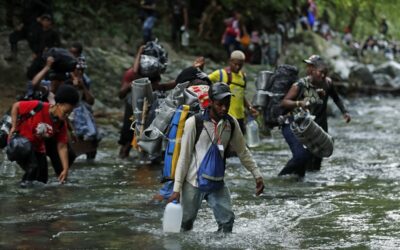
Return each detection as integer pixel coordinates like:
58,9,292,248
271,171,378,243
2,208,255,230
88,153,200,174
279,56,351,178
168,82,264,233
8,85,79,187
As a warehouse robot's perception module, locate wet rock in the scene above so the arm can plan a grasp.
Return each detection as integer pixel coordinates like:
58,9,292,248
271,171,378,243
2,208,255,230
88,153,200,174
348,64,375,88
372,73,392,88
373,61,400,78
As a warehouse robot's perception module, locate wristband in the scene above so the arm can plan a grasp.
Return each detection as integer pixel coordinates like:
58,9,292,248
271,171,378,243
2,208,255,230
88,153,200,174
296,101,299,107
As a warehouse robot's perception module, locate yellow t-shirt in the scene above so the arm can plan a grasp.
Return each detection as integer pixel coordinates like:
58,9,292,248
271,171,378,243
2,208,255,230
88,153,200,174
208,69,246,119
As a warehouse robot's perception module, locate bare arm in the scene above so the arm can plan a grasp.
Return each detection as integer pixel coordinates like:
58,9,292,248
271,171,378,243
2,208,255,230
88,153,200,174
281,84,307,110
57,142,69,183
71,71,95,105
244,97,259,117
133,46,145,74
32,56,54,90
8,102,20,138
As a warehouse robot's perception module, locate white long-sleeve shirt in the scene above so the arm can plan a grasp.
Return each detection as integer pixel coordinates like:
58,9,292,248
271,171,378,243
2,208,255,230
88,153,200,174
173,112,263,193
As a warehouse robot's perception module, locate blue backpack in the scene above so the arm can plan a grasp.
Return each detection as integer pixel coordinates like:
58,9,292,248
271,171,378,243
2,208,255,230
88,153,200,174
196,114,235,192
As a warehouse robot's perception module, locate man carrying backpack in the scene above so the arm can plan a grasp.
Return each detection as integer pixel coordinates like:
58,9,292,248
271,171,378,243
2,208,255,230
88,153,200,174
279,56,351,177
208,50,259,134
168,82,264,233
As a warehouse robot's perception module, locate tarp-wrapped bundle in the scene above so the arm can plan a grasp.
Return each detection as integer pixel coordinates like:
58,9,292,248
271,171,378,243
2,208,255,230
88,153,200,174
137,83,210,155
290,112,334,158
136,81,189,154
140,40,168,78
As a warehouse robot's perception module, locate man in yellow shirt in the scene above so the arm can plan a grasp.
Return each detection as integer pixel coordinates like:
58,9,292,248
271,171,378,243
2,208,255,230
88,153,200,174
208,50,258,133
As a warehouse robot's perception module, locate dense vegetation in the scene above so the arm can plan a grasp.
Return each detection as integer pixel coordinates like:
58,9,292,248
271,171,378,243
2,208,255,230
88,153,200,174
1,0,398,59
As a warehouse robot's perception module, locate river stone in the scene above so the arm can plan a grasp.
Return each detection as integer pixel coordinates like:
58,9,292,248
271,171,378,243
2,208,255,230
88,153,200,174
348,64,375,88
392,75,400,88
373,61,400,78
373,73,392,87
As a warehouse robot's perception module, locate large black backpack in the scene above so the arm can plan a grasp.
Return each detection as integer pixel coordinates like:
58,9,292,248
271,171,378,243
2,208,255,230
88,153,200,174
263,64,299,129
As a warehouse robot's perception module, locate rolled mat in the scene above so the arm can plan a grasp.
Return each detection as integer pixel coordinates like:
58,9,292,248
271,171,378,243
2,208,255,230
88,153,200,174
290,114,334,158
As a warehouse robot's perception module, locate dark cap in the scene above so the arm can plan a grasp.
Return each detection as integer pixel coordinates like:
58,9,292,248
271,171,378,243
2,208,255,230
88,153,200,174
209,82,232,101
55,84,79,106
303,54,323,65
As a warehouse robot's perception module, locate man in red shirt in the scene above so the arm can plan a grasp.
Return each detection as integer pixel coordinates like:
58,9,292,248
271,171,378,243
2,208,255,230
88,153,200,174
9,85,79,187
118,45,176,158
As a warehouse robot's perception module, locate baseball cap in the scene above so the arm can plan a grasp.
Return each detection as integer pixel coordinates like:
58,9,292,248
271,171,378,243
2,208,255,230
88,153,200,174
303,54,323,65
209,82,232,101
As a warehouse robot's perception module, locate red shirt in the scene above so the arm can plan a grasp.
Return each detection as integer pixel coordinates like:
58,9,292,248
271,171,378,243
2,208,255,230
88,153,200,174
122,68,139,87
17,100,68,153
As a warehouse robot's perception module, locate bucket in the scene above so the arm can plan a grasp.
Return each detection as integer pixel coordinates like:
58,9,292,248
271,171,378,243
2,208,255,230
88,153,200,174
163,201,183,233
290,115,334,158
137,127,163,154
256,71,274,90
252,91,269,108
131,77,153,112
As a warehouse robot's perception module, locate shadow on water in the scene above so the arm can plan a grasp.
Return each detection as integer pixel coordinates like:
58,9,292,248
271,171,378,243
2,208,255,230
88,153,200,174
1,97,400,248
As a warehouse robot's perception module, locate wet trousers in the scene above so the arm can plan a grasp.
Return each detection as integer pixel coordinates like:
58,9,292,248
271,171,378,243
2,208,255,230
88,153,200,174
181,181,235,233
279,123,313,177
17,150,48,183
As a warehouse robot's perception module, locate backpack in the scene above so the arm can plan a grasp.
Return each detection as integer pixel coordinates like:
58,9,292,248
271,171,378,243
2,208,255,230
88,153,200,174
42,48,78,73
195,113,235,192
218,67,247,88
263,64,299,129
162,109,235,183
1,101,43,150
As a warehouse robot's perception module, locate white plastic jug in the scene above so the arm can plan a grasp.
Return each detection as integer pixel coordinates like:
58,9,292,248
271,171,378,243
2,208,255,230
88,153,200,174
163,201,183,233
246,119,260,148
181,31,190,47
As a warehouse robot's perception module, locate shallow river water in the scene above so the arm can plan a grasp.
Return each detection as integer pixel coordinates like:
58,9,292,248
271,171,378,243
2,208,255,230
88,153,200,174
1,96,400,249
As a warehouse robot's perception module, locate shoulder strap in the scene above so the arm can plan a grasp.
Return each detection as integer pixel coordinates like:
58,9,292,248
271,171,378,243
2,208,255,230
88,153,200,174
18,101,43,123
16,101,43,129
194,113,204,146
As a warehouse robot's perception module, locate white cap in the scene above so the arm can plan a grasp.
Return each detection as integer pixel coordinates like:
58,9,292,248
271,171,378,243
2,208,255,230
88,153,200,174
230,50,245,60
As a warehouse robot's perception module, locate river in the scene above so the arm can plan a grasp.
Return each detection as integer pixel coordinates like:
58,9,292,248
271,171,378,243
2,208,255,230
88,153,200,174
1,96,400,249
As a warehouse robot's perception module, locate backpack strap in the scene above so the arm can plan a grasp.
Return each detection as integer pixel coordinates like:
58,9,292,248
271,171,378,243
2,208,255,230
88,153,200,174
193,113,235,146
17,101,43,123
225,67,247,88
218,69,223,82
194,113,204,146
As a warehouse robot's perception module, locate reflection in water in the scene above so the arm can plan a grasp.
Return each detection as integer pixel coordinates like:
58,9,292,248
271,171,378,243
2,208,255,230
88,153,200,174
1,97,400,248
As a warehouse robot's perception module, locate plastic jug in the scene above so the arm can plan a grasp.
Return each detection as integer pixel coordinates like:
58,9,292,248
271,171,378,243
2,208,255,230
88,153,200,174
246,118,260,148
181,31,190,47
163,201,183,233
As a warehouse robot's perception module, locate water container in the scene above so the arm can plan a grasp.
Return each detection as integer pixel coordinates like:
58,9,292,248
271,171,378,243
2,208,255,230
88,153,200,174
181,31,190,47
131,77,153,112
246,119,260,148
163,201,183,233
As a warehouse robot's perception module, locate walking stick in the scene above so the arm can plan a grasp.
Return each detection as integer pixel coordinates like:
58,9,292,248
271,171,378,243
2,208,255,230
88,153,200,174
138,97,148,153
